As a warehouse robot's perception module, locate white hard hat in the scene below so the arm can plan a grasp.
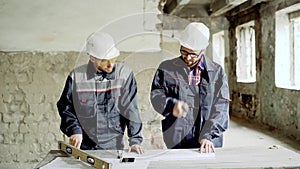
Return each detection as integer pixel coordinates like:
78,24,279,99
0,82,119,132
86,32,120,59
179,22,210,50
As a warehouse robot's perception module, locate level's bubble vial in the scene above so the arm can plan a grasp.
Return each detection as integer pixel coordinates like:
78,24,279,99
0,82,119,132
66,147,72,154
87,156,95,165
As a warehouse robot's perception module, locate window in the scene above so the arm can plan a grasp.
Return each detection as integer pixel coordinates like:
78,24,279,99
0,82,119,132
275,5,300,90
236,21,256,83
213,31,225,69
291,16,300,87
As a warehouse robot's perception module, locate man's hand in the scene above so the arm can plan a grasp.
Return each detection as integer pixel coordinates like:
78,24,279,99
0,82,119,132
173,101,189,118
199,139,215,153
69,134,82,149
128,144,144,154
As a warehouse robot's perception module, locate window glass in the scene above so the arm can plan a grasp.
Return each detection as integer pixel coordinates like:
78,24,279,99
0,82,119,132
236,21,256,83
275,6,300,90
213,31,225,69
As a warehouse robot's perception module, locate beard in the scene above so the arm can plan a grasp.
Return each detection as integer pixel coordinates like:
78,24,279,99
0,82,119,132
96,66,113,73
96,63,114,73
186,59,200,68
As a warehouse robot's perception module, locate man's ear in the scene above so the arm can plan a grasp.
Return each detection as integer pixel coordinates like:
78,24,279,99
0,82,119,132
89,55,95,62
200,49,206,55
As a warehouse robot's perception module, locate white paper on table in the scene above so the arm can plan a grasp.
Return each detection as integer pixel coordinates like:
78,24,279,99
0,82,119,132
40,149,215,169
39,157,92,169
101,149,214,169
102,158,150,169
122,149,215,161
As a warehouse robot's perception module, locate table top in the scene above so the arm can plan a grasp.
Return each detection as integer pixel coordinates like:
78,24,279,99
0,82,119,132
36,145,300,169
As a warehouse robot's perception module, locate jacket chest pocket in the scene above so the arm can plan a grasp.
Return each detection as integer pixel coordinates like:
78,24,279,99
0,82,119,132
164,75,180,96
179,83,198,103
106,89,121,99
104,89,121,107
76,92,96,118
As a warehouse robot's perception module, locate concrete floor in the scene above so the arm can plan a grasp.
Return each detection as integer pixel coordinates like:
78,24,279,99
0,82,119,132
224,116,300,153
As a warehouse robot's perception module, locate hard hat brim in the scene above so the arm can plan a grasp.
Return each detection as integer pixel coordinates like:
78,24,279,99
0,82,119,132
179,39,209,51
87,46,120,60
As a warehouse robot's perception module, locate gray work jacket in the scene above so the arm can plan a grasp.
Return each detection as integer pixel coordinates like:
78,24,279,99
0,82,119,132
151,56,230,148
57,62,143,149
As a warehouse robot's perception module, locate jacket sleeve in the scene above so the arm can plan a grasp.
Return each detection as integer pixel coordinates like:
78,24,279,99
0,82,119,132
119,72,143,146
150,65,178,117
57,76,82,137
199,68,230,142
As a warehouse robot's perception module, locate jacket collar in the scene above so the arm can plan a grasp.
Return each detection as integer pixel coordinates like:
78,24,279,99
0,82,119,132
202,55,216,72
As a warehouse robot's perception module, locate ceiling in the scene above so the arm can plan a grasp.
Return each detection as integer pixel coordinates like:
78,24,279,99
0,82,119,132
159,0,266,18
156,0,269,31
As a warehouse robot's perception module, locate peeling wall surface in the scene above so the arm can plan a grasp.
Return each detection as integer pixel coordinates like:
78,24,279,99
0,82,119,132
0,0,300,168
0,52,78,168
0,51,172,168
228,0,300,141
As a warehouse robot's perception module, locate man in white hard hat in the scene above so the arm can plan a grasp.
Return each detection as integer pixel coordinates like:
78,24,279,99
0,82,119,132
150,22,230,153
57,32,144,154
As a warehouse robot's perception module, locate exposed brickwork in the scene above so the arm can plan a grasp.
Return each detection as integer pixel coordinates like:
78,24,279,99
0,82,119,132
0,51,165,168
0,51,77,168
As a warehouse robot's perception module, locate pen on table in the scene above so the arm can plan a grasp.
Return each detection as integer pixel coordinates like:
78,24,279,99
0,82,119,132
117,149,123,159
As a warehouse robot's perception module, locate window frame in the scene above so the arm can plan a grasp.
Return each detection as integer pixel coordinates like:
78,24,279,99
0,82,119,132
212,30,225,69
275,5,300,90
235,20,256,83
